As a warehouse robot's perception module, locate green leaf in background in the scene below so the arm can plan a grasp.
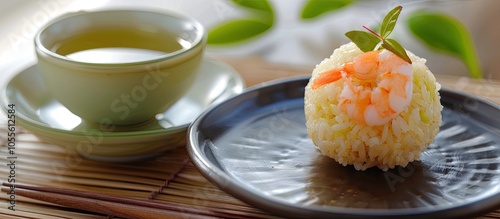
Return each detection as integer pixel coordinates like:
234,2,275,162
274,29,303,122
232,0,273,15
207,19,272,45
345,30,380,52
407,11,482,78
300,0,354,20
380,6,402,38
207,0,274,45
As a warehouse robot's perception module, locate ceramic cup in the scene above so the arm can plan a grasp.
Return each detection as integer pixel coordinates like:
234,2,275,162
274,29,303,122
35,10,205,126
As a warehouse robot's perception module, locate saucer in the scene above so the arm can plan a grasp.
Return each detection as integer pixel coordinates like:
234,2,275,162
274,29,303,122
1,58,244,162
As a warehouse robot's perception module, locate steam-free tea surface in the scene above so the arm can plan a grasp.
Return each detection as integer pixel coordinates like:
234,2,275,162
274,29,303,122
53,28,189,63
66,47,168,64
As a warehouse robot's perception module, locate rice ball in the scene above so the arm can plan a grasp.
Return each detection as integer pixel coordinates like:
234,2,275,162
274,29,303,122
304,42,442,171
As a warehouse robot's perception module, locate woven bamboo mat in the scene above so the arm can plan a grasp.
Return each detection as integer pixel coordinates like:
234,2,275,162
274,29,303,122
1,56,500,219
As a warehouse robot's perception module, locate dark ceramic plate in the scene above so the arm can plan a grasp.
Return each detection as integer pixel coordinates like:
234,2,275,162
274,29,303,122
187,76,500,219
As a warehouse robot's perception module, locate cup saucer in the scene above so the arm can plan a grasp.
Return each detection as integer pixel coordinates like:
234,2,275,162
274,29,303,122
1,58,244,162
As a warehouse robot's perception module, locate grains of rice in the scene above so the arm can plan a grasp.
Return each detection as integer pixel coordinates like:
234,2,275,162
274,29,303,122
304,42,442,171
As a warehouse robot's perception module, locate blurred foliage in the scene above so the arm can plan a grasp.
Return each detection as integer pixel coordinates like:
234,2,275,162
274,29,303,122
207,19,273,45
231,0,273,12
207,0,273,45
407,10,482,78
207,0,483,78
300,0,354,20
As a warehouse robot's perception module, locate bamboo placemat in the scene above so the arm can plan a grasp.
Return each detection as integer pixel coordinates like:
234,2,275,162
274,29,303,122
1,56,500,219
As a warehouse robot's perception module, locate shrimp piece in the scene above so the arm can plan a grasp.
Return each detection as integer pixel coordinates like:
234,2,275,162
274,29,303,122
312,50,413,126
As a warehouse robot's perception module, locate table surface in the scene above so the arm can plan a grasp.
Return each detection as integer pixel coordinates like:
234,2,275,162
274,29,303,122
1,56,499,219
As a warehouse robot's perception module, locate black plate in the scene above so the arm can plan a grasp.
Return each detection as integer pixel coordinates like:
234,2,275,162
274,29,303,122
187,76,500,219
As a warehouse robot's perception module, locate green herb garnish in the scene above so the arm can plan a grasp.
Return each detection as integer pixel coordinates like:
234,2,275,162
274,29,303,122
345,6,412,64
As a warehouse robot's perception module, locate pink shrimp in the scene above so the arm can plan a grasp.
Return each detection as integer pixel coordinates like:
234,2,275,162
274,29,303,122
312,50,413,126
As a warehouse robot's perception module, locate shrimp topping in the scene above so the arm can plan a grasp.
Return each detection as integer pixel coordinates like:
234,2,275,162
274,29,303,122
312,50,413,126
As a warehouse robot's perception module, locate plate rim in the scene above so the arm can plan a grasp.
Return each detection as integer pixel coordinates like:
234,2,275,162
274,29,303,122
187,75,500,218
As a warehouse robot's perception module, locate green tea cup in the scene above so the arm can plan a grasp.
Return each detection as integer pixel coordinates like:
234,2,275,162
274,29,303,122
35,9,206,126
